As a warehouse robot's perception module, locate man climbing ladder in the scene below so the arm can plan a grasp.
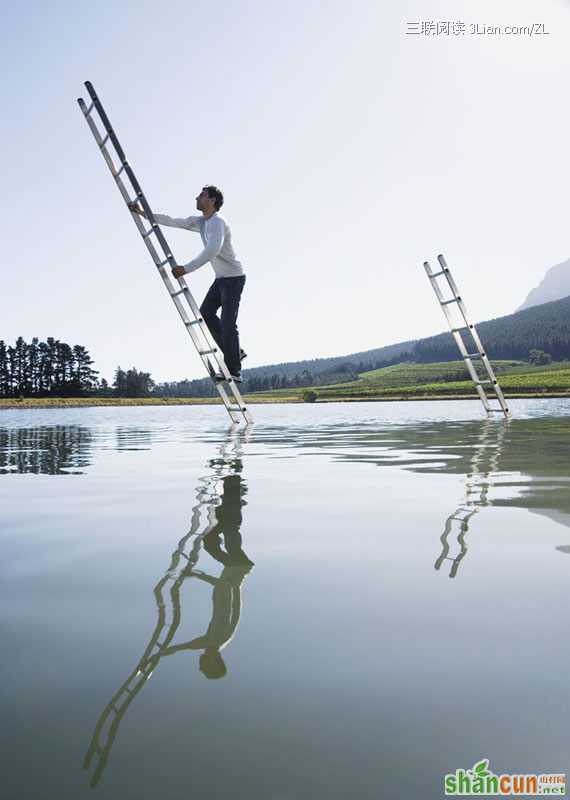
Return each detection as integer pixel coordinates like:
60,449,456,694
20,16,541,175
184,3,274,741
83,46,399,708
129,185,246,383
78,81,251,423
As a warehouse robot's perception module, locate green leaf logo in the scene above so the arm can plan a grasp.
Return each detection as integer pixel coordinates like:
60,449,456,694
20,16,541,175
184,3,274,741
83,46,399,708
473,759,490,777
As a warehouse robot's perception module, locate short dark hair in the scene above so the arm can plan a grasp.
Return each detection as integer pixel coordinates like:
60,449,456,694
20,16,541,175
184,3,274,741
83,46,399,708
203,185,224,211
199,651,227,679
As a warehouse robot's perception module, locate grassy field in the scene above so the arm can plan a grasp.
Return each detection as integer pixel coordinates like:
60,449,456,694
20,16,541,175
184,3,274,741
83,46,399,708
2,361,570,409
246,360,570,402
315,360,570,398
0,395,300,410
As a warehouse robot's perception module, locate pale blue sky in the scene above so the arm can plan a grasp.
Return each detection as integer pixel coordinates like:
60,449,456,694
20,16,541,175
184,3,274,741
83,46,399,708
2,0,570,383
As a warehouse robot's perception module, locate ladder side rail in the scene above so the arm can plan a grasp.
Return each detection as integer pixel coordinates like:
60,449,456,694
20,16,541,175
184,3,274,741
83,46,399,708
423,262,491,411
429,256,509,416
79,85,249,422
463,339,509,413
77,99,221,356
78,96,227,368
83,659,149,785
434,515,453,570
85,443,245,788
436,254,509,414
175,288,253,416
178,288,251,405
80,84,237,370
463,335,509,413
436,254,462,302
457,328,509,413
448,296,506,398
78,85,251,423
78,95,182,286
82,82,167,246
490,383,510,413
436,255,486,354
218,381,247,423
81,83,233,364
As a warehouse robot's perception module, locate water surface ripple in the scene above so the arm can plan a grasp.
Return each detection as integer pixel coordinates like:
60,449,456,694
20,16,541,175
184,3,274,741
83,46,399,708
1,399,569,799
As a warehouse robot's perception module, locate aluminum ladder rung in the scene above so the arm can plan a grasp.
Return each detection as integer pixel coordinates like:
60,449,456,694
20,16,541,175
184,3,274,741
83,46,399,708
463,353,484,360
450,326,472,333
441,297,461,306
474,379,494,385
78,80,253,425
429,269,447,278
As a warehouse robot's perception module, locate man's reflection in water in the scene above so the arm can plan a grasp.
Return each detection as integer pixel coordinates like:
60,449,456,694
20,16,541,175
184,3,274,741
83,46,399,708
84,434,253,787
162,473,254,680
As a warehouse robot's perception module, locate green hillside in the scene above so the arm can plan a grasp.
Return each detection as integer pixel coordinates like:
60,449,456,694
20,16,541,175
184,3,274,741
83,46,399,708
156,293,570,398
246,360,570,401
357,360,520,387
415,294,570,362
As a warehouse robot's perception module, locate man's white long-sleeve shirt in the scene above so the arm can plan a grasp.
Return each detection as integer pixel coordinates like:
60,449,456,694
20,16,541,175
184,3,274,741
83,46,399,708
153,211,245,278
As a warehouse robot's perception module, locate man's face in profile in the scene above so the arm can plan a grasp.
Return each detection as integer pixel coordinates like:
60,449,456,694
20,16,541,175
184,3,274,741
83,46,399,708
196,188,211,213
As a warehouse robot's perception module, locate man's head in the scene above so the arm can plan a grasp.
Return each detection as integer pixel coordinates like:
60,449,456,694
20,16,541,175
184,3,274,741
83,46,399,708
199,650,227,679
196,185,224,215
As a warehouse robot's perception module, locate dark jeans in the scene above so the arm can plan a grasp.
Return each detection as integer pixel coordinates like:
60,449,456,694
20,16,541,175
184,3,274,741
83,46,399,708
200,275,246,375
203,474,252,567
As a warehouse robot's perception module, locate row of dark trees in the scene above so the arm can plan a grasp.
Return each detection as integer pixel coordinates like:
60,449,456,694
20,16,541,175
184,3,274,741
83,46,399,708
0,337,156,399
152,353,411,397
113,367,154,397
5,293,570,399
0,337,99,397
153,369,320,398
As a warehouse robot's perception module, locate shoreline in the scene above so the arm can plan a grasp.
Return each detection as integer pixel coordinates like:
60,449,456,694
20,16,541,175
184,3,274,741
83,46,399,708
1,392,569,410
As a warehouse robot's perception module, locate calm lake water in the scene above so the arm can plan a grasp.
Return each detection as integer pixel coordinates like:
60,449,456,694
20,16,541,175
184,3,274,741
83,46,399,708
2,399,570,799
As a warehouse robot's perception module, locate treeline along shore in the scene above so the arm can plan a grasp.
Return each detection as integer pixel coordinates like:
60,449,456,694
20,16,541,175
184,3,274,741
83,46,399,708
3,291,570,408
1,359,570,409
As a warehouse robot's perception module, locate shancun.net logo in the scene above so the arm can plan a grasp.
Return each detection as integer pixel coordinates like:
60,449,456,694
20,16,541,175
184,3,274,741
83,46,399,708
444,758,566,796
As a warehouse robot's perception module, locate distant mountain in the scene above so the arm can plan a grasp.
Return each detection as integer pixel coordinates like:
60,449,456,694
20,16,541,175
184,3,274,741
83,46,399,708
518,258,570,311
415,294,570,363
244,295,570,377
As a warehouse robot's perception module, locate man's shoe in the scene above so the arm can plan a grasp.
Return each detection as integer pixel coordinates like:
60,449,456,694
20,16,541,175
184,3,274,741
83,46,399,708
213,373,242,383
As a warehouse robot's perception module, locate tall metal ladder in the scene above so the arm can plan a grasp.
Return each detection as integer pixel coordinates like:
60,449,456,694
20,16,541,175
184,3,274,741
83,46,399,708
77,81,252,425
423,254,509,417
